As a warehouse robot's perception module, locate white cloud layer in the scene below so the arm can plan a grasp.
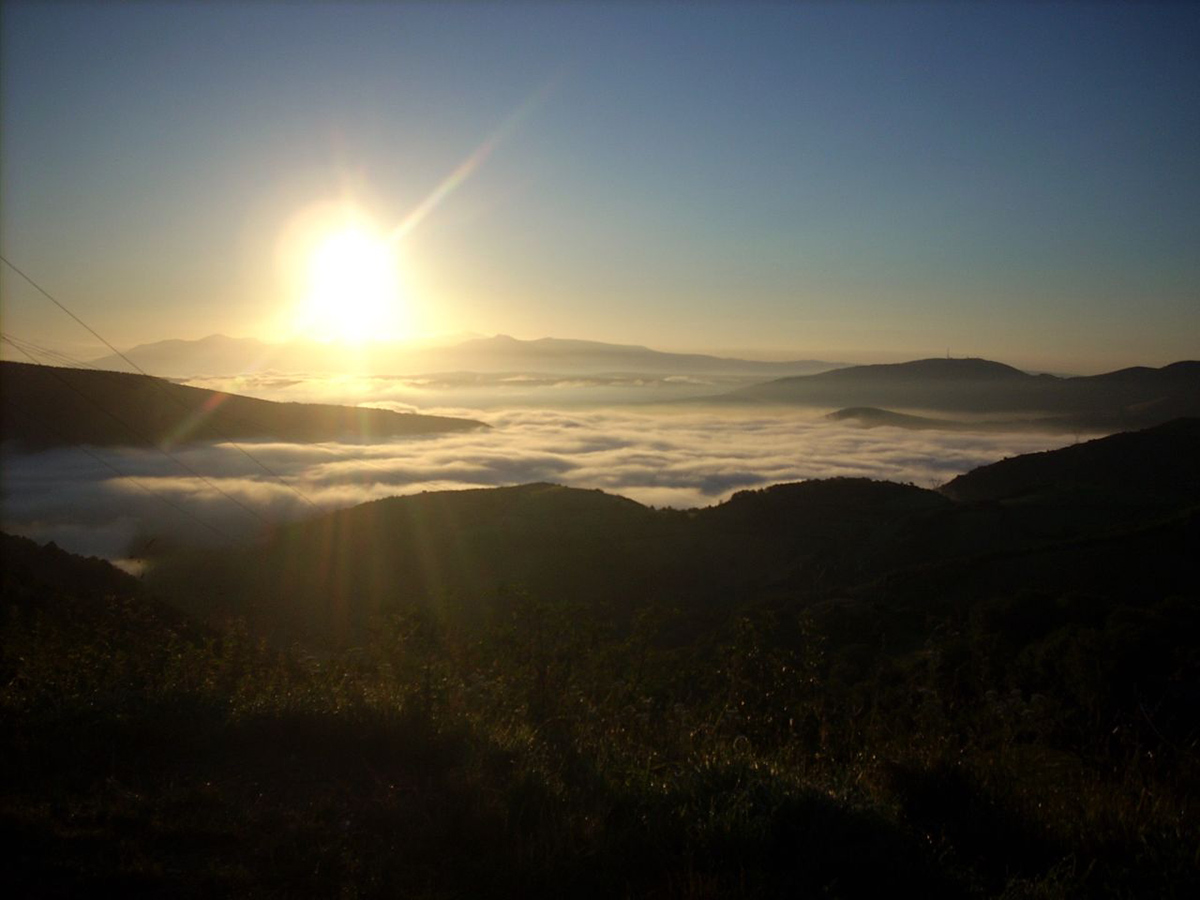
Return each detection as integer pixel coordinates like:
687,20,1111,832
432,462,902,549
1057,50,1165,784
179,371,754,409
1,404,1087,561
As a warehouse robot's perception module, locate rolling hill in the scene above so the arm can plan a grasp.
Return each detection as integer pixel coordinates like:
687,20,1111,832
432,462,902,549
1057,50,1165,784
147,418,1200,645
723,357,1200,430
0,360,485,450
940,416,1200,503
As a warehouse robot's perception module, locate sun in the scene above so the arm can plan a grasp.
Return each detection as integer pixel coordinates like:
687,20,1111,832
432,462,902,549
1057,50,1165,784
304,226,397,342
276,200,417,344
284,207,408,343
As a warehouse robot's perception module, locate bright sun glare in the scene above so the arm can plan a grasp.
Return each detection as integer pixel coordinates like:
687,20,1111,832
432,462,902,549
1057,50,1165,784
305,226,397,342
282,204,409,343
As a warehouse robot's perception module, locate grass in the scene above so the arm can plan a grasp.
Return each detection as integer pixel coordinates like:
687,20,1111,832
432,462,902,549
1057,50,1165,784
3,570,1197,898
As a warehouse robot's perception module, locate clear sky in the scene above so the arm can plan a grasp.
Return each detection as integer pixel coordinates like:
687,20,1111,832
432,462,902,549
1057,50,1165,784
2,1,1197,372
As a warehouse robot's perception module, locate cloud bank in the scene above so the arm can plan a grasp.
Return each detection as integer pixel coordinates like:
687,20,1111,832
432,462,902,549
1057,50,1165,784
180,371,747,409
1,405,1085,562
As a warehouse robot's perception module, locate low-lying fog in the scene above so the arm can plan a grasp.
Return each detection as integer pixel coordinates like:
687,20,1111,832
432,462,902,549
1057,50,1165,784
179,370,764,409
2,374,1093,566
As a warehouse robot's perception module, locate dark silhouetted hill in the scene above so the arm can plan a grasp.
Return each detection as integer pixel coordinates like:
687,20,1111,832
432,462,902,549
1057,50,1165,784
1,532,139,604
816,358,1028,382
730,357,1038,412
148,419,1200,645
154,476,969,644
725,357,1200,429
150,483,683,642
826,407,979,429
0,531,195,639
0,360,485,450
941,417,1200,503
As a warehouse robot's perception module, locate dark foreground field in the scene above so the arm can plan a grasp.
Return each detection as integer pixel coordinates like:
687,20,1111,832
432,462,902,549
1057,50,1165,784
3,422,1199,898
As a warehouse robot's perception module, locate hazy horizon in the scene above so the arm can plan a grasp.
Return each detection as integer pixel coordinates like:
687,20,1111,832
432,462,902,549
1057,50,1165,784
5,328,1196,381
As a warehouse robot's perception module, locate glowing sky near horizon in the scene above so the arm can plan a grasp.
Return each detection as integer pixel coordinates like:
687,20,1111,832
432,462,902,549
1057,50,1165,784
1,2,1198,373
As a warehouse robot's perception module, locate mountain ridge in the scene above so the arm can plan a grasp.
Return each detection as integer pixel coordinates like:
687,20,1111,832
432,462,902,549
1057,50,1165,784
0,360,486,450
721,357,1200,429
940,417,1200,503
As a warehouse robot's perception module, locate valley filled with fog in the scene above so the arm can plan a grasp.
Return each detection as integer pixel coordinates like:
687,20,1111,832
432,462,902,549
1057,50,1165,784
1,369,1087,563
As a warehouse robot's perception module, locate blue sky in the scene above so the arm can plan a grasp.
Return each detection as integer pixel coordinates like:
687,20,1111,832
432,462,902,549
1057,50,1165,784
2,1,1197,371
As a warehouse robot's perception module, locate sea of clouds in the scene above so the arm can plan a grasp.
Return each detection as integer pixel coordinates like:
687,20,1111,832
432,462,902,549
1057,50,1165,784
1,403,1086,564
178,370,753,409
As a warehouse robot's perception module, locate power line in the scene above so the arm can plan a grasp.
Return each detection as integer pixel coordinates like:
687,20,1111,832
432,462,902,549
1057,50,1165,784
1,402,235,546
1,254,321,511
0,333,103,370
1,255,145,374
2,332,274,528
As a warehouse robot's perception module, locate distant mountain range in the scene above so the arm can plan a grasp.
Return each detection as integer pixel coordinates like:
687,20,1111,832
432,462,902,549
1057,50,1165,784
89,333,846,378
725,357,1200,431
0,361,485,450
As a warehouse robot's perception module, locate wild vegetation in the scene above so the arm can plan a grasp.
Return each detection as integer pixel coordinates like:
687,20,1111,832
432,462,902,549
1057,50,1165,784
3,421,1198,897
